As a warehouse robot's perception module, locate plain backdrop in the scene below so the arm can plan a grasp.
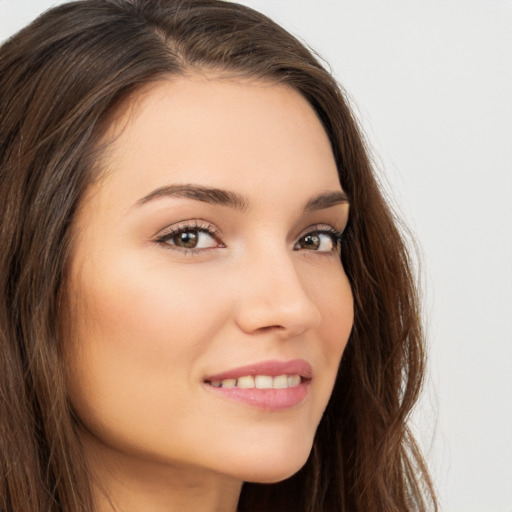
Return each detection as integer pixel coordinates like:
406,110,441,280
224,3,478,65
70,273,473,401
1,1,511,511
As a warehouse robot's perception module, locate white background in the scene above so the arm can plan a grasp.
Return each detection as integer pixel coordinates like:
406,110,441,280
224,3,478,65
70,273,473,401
1,1,511,511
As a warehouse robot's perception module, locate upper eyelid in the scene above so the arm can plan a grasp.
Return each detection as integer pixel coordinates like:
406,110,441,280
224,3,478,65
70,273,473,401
293,224,344,250
296,223,344,239
153,220,345,249
155,220,221,239
156,221,341,237
154,222,223,254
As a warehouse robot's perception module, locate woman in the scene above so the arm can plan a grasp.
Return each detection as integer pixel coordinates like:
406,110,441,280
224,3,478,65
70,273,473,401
0,1,437,511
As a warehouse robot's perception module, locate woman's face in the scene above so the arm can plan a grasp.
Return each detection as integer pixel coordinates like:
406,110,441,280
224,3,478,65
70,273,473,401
67,75,353,485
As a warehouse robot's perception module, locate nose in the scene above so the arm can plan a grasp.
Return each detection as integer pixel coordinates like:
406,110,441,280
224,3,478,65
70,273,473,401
234,249,322,339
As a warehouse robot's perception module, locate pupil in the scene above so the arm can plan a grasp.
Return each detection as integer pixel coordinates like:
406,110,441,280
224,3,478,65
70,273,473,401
177,231,198,248
303,234,320,249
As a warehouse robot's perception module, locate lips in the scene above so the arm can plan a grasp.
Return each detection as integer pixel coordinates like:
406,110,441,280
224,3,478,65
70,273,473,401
203,359,312,411
204,359,313,382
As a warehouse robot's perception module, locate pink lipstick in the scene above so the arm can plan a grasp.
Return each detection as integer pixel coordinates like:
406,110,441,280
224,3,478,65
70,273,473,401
203,359,312,411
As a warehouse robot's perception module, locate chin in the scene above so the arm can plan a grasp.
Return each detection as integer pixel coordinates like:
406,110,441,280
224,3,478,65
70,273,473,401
241,459,308,484
246,466,306,485
227,440,313,484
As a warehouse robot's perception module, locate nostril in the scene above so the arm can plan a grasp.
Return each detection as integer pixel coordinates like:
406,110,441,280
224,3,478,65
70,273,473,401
257,325,286,333
233,260,322,336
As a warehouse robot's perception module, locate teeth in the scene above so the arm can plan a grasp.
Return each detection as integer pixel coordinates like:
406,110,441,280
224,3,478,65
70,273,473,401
255,375,273,389
209,374,302,389
237,375,255,388
273,374,289,389
222,378,236,388
288,375,301,387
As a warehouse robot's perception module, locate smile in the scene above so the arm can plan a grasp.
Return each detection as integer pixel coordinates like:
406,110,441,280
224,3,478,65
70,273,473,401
208,374,302,389
204,359,312,411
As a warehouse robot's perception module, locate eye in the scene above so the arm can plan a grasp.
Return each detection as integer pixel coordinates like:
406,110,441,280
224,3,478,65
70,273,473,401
156,222,222,251
168,229,217,249
294,227,342,253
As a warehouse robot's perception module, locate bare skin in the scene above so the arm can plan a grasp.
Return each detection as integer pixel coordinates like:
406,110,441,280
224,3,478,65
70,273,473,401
67,74,353,512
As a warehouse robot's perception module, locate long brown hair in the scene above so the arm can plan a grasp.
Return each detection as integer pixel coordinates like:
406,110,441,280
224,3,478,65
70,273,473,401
0,1,437,510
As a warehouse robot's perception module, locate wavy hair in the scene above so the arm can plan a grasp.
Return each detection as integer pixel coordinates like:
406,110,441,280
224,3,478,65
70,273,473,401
0,1,436,510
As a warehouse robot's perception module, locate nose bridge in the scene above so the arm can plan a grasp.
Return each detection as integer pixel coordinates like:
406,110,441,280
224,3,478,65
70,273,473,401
234,241,321,336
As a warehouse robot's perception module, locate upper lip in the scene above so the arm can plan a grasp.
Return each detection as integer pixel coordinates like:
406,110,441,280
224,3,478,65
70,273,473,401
204,359,313,382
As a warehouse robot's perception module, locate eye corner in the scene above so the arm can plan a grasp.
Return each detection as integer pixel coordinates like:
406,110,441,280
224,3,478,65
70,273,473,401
154,219,224,254
294,224,344,254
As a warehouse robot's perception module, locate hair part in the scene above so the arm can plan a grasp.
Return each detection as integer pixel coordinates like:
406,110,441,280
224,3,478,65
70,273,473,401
0,1,436,510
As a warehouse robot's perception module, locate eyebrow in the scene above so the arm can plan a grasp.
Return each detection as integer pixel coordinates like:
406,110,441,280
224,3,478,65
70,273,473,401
134,184,349,212
135,184,249,211
302,190,350,212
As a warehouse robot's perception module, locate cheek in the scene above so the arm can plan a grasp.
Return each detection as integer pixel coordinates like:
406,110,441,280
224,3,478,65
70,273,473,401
327,274,353,355
65,254,229,439
65,244,353,477
312,266,353,393
76,253,228,358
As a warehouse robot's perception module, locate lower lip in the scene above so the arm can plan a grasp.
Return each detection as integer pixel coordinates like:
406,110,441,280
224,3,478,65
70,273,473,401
204,380,310,412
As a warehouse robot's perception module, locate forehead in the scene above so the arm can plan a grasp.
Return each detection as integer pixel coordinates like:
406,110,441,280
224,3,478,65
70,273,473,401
92,74,341,206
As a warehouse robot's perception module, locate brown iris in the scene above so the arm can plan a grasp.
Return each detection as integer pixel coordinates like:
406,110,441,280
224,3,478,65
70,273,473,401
298,234,321,250
174,231,199,248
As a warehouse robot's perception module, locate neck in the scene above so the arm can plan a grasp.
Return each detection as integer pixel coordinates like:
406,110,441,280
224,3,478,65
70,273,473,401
93,469,242,512
82,432,242,512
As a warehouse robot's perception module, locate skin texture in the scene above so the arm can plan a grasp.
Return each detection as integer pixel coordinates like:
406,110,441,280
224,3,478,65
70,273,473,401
66,75,354,512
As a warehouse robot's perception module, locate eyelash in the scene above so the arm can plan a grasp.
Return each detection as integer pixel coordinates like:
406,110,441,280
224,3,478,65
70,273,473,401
155,221,343,256
294,225,344,254
155,220,223,255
